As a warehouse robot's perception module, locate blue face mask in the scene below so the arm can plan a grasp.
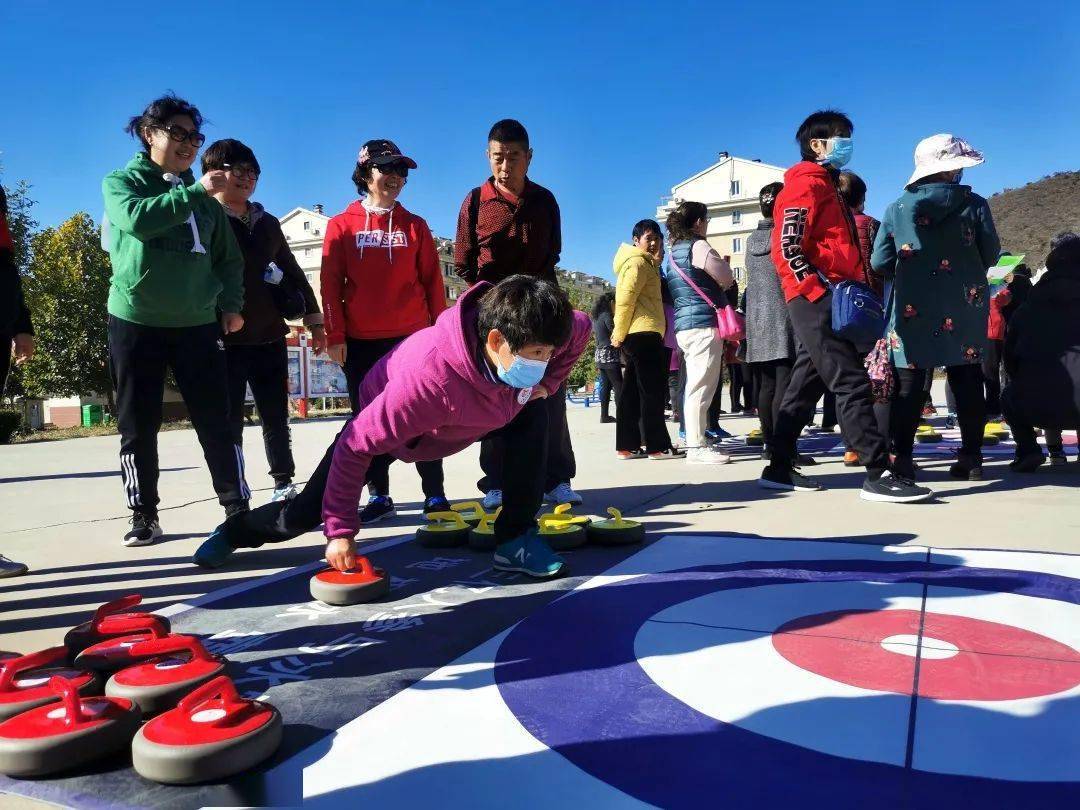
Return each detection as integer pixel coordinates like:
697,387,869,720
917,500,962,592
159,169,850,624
822,136,854,168
497,352,548,389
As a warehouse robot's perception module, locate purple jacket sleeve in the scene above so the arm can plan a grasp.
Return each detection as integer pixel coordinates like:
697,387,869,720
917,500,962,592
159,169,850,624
538,310,591,394
322,377,449,539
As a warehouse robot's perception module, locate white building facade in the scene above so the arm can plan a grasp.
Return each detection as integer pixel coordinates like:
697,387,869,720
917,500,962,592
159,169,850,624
656,155,786,286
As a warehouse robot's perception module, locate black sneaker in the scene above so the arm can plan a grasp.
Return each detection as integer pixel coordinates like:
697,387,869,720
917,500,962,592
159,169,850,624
793,453,818,467
359,495,396,525
1048,452,1068,467
224,501,250,519
1009,452,1046,473
423,495,451,514
949,456,983,480
860,472,933,503
124,512,163,547
758,466,824,492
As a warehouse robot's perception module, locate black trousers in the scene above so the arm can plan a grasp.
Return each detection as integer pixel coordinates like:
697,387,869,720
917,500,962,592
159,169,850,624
598,365,623,420
752,359,794,448
0,332,11,396
729,362,747,411
226,394,548,549
616,332,672,454
770,295,889,476
225,339,294,488
344,335,444,499
983,339,1004,416
108,315,249,514
480,383,575,494
821,392,838,430
891,364,985,460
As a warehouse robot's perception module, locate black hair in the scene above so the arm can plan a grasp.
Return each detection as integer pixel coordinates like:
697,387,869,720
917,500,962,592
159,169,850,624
665,201,708,244
477,275,573,351
591,290,616,320
201,139,260,175
632,219,661,242
758,182,784,219
1012,262,1032,278
488,119,530,148
125,93,203,153
837,171,867,209
796,109,854,161
351,162,375,196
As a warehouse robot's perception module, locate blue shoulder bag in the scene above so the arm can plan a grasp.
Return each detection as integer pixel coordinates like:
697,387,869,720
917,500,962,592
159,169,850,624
829,280,885,345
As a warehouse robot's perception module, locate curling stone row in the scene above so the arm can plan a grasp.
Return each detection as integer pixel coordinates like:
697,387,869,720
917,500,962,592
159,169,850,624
310,556,389,606
0,647,100,721
75,614,173,673
105,635,227,716
65,594,172,659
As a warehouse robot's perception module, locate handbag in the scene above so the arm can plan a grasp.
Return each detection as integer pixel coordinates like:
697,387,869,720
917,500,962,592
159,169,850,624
829,279,884,345
668,247,745,341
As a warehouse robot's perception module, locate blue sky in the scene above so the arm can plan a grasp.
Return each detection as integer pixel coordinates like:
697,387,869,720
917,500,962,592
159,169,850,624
1,1,1076,279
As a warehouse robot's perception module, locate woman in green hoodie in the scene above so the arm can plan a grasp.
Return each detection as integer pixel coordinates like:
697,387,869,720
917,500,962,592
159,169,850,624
872,134,1001,481
102,93,248,547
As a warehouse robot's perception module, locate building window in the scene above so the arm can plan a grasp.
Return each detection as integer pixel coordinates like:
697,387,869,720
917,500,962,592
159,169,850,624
732,210,742,225
304,247,312,256
732,237,743,253
730,180,740,197
303,221,310,231
305,272,314,283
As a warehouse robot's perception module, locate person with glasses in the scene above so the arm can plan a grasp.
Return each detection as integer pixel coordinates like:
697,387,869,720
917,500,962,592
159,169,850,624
101,93,248,547
321,139,448,524
202,138,325,504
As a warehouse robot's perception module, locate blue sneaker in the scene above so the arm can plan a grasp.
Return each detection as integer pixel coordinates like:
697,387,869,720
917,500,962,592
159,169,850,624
544,482,583,505
678,429,686,441
705,426,733,442
193,525,236,569
423,495,451,514
494,531,565,578
359,495,396,525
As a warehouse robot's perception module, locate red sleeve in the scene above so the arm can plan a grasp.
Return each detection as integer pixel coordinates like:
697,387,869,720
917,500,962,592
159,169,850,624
772,180,828,302
453,191,478,285
416,220,446,321
320,215,349,345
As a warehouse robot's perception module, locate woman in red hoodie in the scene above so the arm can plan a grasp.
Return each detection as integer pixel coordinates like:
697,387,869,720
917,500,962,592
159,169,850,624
322,139,448,523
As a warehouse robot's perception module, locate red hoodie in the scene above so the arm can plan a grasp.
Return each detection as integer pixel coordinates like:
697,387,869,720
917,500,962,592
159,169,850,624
321,200,446,344
771,161,866,303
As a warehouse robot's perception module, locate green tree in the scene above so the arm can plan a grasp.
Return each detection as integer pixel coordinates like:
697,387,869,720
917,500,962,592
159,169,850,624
561,283,597,391
20,213,113,406
1,177,38,400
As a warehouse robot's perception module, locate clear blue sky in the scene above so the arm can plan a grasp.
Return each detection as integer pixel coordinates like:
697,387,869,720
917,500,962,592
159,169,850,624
2,1,1077,279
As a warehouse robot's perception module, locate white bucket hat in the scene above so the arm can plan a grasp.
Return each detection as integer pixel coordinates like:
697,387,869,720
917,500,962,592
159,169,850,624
907,133,984,187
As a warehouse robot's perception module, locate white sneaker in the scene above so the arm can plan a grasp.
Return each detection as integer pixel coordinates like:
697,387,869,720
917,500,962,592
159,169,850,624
271,483,299,502
0,555,28,578
544,482,583,505
482,489,503,510
687,446,732,465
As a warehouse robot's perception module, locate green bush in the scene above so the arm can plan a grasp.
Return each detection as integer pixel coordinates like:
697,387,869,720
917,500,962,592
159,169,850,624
0,410,22,444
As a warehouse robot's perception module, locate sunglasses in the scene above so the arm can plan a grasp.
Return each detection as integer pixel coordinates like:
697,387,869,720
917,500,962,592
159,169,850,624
224,164,260,180
155,124,206,148
373,160,409,178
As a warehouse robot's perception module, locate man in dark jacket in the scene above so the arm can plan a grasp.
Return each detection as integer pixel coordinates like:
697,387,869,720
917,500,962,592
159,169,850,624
203,140,324,502
1003,232,1080,471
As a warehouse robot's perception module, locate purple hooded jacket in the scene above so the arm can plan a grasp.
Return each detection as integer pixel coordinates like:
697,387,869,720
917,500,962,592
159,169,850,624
322,282,591,539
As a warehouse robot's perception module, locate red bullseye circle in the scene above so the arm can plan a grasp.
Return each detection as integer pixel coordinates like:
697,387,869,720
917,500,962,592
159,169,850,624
772,609,1080,701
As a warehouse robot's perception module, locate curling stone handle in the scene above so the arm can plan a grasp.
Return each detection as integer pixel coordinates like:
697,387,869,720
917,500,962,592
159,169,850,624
49,675,86,726
0,646,68,690
538,516,574,532
130,634,213,662
96,614,168,638
605,507,627,526
553,503,572,515
426,511,469,529
450,501,484,516
476,506,502,533
353,555,377,578
178,675,251,726
91,594,143,627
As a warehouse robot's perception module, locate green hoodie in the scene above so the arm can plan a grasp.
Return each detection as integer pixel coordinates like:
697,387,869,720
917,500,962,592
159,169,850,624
102,153,244,327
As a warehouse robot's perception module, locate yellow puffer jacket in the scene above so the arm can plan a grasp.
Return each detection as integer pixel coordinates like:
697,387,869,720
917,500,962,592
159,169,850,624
612,243,666,342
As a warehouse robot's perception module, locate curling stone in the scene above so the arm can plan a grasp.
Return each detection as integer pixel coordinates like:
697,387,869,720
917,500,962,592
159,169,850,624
985,421,1010,440
132,675,281,785
450,501,490,528
981,427,1001,446
106,635,226,717
537,515,587,552
309,556,389,606
915,425,942,443
415,511,471,548
586,507,646,546
0,647,101,721
746,428,765,447
541,503,591,527
65,594,171,659
74,615,171,673
467,507,501,551
0,675,140,777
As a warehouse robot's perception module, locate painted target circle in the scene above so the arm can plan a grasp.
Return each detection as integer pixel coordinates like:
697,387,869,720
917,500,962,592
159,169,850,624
772,609,1080,701
495,561,1080,808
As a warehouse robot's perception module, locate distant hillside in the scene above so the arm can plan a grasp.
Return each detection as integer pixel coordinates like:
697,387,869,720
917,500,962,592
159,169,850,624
988,171,1080,269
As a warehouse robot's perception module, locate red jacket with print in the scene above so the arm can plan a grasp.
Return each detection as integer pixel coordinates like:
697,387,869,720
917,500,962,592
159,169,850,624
771,161,866,303
321,200,446,344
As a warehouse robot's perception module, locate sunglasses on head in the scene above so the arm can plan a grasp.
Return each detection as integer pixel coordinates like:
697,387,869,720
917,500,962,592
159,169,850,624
373,160,409,178
155,124,206,148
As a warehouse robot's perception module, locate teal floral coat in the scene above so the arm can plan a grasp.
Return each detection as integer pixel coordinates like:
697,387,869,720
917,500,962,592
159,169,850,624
871,183,1001,369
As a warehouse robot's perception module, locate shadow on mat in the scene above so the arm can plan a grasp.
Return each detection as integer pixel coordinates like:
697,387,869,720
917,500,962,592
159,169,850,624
0,467,196,485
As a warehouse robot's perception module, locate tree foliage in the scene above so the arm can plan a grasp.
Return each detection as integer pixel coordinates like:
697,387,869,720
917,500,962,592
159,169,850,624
561,282,598,390
2,178,37,275
20,213,113,404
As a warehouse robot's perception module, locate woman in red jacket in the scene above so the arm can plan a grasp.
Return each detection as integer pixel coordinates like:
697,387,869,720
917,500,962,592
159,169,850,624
322,139,448,523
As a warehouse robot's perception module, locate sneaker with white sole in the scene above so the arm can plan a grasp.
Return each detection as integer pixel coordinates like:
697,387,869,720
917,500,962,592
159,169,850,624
0,555,28,578
616,449,647,460
493,531,564,578
758,466,823,492
123,512,163,547
271,483,298,502
860,471,933,503
687,446,731,465
648,448,686,461
544,482,583,505
482,489,503,510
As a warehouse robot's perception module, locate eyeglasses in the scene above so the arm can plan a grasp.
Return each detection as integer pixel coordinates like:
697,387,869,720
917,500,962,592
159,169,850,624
155,124,206,148
225,165,260,180
373,161,409,178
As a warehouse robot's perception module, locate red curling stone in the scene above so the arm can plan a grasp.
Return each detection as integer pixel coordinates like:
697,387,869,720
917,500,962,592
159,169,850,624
65,594,171,658
0,676,140,777
132,675,282,784
106,635,227,716
309,556,389,606
74,614,171,673
0,647,100,721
